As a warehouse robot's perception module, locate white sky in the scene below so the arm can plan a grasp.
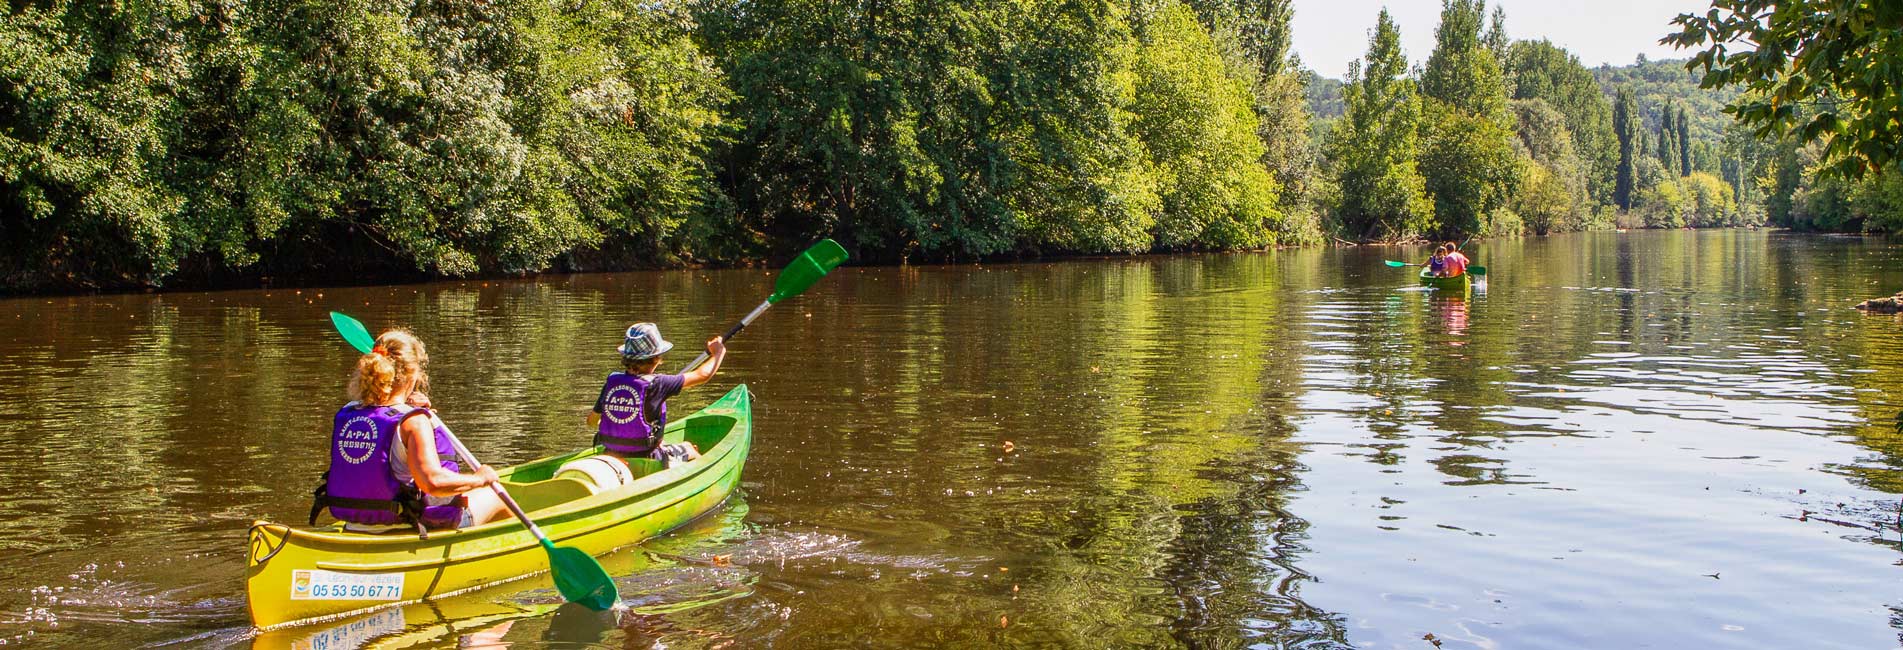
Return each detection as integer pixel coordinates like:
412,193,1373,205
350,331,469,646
1292,0,1714,79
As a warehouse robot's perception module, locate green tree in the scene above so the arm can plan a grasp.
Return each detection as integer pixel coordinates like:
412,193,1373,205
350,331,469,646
1131,0,1287,248
1510,99,1587,234
1417,0,1519,236
1419,0,1507,121
245,0,729,275
0,2,189,286
1613,87,1639,210
1184,0,1317,233
1656,103,1677,167
1325,9,1433,239
699,0,1012,261
1505,39,1616,205
1483,5,1510,81
1682,171,1734,226
1667,1,1903,180
1676,107,1693,176
999,0,1161,253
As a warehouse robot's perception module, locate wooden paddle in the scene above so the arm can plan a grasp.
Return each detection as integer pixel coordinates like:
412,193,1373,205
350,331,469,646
677,239,849,373
329,311,620,611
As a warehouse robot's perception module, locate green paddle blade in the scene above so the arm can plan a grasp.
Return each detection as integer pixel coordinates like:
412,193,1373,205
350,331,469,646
544,539,619,610
767,239,849,304
1469,265,1487,276
330,311,376,354
1385,260,1409,267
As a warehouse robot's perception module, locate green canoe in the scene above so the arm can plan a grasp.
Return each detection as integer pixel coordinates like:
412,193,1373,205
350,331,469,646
1418,268,1472,291
245,384,753,629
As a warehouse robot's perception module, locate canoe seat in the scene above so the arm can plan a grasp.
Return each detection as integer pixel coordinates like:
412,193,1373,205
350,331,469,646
502,476,595,513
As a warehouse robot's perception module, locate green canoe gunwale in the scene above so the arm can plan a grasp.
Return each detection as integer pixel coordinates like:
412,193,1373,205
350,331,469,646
245,384,752,629
1417,268,1472,290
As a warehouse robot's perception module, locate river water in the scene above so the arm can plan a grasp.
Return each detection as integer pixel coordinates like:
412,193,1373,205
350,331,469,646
2,230,1901,649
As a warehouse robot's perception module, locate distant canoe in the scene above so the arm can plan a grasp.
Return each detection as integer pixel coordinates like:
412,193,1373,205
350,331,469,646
1419,268,1472,291
244,385,753,630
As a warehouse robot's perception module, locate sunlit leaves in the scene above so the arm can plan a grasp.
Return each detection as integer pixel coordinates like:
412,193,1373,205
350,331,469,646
1667,0,1903,180
1325,9,1433,240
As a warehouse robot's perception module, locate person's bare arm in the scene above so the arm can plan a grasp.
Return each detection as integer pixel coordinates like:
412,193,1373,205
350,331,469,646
681,336,726,389
402,415,497,497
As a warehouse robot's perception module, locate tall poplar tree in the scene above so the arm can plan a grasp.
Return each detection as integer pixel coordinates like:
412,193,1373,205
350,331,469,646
1325,9,1433,238
1676,107,1693,176
1484,6,1510,80
1657,103,1677,167
1418,0,1520,235
1613,87,1638,210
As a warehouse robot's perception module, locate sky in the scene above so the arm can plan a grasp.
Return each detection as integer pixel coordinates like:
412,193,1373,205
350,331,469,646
1292,0,1714,79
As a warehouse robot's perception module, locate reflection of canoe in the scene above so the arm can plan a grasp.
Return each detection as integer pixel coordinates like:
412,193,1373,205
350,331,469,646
245,385,753,630
1418,268,1472,291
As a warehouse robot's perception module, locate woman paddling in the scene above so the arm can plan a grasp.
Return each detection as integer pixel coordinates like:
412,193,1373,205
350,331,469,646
310,330,507,533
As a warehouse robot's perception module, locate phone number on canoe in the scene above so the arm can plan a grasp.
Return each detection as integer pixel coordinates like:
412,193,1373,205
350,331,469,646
307,584,401,599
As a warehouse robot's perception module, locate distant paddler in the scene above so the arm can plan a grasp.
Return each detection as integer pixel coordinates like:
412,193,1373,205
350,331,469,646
308,329,508,534
1446,240,1472,275
1400,244,1464,278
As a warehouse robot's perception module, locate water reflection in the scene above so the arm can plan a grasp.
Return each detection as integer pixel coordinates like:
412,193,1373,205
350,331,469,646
0,231,1900,648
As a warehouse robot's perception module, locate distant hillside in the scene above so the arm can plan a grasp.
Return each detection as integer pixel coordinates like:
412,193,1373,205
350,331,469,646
1592,56,1741,142
1306,73,1344,121
1305,55,1739,142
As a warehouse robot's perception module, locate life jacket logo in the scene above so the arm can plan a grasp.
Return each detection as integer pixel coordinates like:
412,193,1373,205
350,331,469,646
603,384,642,425
336,416,380,464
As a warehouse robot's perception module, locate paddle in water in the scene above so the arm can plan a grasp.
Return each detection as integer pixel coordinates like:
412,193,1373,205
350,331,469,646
328,311,621,611
677,239,849,373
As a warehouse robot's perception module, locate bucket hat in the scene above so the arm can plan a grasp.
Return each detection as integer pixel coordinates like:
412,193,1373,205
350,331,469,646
617,322,674,360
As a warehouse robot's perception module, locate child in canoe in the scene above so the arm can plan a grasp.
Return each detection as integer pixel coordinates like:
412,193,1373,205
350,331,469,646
1425,246,1449,277
586,323,727,466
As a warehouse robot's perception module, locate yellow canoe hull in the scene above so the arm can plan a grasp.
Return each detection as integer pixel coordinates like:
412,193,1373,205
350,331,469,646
245,385,752,630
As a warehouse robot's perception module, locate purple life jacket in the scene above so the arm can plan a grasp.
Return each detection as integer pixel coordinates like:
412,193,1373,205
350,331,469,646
596,373,666,455
311,403,465,531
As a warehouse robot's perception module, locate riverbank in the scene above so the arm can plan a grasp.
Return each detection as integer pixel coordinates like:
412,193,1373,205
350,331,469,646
0,225,1789,297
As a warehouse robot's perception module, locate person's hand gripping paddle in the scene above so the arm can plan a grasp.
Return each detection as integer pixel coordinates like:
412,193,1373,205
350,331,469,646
677,239,850,373
328,311,619,611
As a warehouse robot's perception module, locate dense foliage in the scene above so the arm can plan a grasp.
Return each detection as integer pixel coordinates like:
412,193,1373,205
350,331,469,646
1416,0,1519,237
1505,40,1615,205
1662,1,1903,235
6,0,1867,291
1323,9,1431,240
2,0,730,288
1666,0,1903,181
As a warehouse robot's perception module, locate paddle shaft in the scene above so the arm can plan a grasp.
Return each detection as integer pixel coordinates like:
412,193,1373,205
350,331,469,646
678,299,771,374
435,416,550,543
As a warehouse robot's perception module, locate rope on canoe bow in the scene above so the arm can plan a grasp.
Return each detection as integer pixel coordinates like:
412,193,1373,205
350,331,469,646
248,522,294,565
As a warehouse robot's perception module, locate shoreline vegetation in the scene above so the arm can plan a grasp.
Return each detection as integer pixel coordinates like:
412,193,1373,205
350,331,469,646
5,1,1900,294
0,227,1825,300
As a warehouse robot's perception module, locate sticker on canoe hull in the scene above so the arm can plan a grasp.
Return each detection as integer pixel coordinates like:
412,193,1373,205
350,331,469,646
290,569,404,601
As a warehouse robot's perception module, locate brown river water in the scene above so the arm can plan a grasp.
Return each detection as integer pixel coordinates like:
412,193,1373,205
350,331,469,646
2,230,1902,649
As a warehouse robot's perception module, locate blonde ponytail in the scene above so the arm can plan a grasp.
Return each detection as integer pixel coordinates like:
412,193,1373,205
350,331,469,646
346,329,429,405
